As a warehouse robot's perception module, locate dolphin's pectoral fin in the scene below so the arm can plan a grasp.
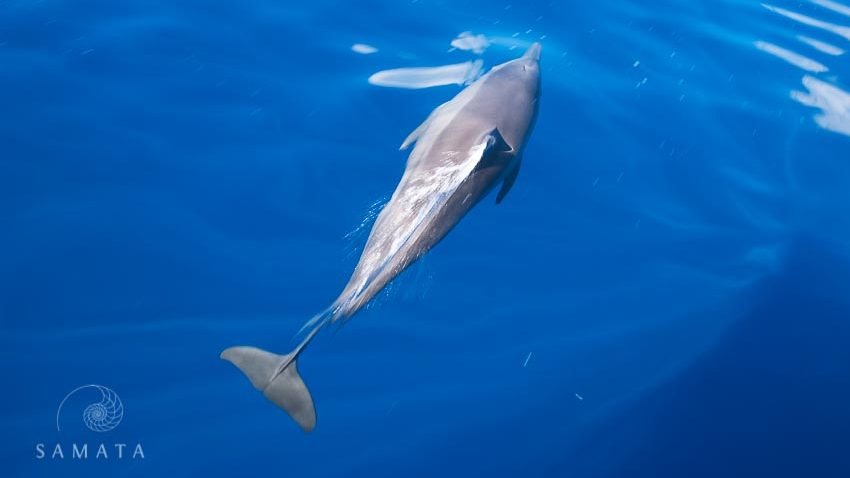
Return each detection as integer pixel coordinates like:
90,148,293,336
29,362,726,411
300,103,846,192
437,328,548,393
400,100,451,150
401,121,426,150
496,157,522,204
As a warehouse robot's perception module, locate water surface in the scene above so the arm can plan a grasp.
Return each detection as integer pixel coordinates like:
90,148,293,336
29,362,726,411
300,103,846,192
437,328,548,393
1,0,849,476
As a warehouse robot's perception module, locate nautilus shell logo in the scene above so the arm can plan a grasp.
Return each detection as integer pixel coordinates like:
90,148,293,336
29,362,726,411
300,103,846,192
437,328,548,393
56,384,124,433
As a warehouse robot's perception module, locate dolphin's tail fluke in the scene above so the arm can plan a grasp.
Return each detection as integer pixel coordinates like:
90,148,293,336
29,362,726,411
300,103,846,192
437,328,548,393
221,310,333,433
220,345,316,432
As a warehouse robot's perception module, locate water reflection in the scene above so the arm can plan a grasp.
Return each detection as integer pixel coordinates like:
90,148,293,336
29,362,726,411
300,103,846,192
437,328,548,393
368,60,483,89
754,40,828,72
792,75,850,137
757,2,850,137
797,35,845,55
762,3,850,42
450,32,490,54
365,30,534,90
812,0,850,18
351,44,378,55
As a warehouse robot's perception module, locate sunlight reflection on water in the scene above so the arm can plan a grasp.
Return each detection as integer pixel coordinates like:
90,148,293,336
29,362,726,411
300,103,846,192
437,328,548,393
754,40,828,72
758,1,850,137
797,35,845,55
792,75,850,137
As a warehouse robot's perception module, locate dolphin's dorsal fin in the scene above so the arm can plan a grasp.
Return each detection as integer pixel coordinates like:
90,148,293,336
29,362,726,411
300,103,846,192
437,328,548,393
475,129,519,203
474,128,515,173
496,157,521,204
486,128,514,154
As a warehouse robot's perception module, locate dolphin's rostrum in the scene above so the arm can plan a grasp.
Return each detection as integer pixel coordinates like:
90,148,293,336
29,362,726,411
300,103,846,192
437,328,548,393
221,43,542,432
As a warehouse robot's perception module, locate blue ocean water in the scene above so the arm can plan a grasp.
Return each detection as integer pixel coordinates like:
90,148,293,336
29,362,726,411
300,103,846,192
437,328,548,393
2,0,850,476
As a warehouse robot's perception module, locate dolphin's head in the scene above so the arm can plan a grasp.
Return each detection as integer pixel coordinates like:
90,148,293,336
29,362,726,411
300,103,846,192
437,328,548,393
492,42,541,100
521,42,542,63
520,42,541,94
477,42,541,149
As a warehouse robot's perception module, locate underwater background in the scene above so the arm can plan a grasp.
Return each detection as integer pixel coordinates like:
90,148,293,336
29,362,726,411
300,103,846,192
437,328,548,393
2,0,850,476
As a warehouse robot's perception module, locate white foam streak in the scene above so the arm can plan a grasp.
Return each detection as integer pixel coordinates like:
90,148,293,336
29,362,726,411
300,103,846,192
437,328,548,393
762,4,850,41
811,0,850,18
792,75,850,137
368,60,484,89
798,35,845,55
754,41,828,72
351,43,378,54
451,31,490,54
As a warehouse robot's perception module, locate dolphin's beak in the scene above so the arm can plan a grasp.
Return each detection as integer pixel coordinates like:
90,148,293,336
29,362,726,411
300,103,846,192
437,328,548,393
522,42,542,62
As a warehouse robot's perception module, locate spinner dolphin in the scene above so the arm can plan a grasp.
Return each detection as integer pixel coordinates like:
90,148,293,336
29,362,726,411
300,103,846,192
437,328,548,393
222,43,542,432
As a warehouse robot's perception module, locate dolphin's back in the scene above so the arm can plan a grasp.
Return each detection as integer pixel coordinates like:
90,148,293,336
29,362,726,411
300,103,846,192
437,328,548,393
402,75,495,169
335,52,543,315
335,73,527,313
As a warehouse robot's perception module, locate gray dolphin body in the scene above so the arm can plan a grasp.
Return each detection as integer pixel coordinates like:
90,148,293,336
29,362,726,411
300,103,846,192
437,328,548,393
221,43,541,432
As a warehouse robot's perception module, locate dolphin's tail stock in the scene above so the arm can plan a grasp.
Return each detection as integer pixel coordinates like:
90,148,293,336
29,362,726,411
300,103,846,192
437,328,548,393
220,307,336,432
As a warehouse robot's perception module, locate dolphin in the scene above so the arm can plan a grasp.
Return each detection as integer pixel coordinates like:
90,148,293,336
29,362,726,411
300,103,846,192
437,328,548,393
221,43,542,432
